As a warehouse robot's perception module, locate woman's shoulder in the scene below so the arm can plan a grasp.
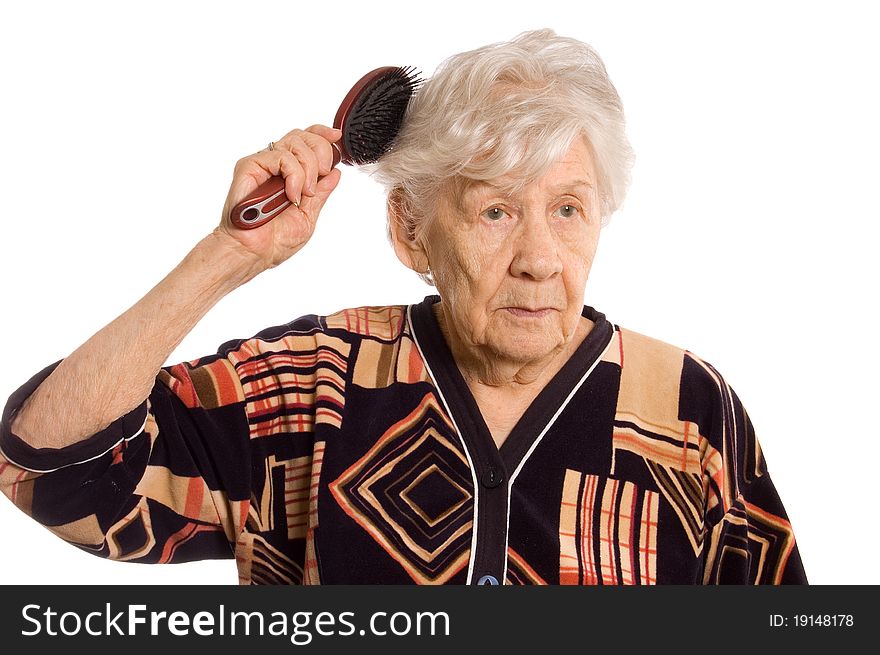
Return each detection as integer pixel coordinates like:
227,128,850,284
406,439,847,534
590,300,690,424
609,323,761,508
204,302,412,366
612,324,722,386
320,303,410,342
610,323,739,433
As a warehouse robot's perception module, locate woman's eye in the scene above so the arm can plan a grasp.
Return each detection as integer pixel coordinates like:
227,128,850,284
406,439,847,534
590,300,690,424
554,204,580,218
482,207,509,221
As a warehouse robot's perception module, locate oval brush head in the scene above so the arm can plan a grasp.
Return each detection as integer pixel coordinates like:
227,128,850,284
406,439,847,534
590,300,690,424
231,65,422,230
334,66,423,165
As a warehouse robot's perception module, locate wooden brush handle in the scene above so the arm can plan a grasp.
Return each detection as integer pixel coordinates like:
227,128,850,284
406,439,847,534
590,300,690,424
230,143,342,230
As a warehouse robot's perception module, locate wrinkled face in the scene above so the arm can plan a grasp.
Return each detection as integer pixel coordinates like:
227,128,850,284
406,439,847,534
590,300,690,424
422,136,602,364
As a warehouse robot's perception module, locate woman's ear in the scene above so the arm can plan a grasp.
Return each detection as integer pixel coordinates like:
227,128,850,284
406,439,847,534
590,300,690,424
387,188,431,274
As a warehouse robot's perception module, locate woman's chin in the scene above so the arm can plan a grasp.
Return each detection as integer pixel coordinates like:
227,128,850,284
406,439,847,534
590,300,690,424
487,332,561,364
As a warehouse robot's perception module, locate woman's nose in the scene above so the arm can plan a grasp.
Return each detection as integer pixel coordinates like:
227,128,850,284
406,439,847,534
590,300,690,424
509,214,563,280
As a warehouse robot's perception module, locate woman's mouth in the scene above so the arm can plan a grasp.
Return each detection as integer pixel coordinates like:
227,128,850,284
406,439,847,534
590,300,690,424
505,307,553,318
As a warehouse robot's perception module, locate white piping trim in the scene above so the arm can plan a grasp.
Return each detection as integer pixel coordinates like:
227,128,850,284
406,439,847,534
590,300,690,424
406,303,481,585
502,328,617,583
0,412,149,474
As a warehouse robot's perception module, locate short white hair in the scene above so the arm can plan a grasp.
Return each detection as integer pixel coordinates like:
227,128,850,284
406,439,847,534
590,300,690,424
366,28,635,285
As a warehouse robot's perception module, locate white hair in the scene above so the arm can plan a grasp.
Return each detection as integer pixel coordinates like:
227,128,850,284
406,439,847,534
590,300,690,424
365,28,635,285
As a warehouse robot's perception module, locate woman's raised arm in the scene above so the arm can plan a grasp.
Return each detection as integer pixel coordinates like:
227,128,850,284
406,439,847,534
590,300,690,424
9,124,343,451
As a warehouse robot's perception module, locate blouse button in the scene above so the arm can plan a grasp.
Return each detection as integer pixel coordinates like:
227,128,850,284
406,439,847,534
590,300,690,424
477,574,499,585
481,466,504,488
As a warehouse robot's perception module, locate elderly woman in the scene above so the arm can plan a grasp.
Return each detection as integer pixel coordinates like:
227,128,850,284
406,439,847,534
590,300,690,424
0,29,805,585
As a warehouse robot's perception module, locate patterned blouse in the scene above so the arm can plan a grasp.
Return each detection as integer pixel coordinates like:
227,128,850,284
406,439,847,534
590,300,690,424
0,295,807,584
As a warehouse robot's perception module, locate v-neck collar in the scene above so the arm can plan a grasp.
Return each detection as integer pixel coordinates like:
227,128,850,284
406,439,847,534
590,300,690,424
408,294,613,481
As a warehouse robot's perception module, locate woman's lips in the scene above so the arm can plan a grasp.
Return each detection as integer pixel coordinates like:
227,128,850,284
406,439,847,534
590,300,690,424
505,307,553,318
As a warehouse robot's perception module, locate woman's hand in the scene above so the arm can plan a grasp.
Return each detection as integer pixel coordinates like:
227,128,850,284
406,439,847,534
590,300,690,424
215,124,343,273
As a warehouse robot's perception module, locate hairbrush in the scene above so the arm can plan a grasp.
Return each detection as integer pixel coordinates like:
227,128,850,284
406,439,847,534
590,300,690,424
231,66,422,229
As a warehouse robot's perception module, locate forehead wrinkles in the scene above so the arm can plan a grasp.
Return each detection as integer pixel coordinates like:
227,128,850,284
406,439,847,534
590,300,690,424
442,147,596,214
459,178,593,208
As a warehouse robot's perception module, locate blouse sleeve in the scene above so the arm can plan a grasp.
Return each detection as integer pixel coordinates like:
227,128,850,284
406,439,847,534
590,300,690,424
684,353,808,585
0,344,256,564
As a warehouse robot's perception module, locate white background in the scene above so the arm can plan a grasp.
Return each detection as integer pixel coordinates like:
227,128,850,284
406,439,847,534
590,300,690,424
1,0,877,585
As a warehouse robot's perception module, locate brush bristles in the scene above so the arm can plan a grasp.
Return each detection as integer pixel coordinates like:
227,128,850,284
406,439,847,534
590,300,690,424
344,67,423,165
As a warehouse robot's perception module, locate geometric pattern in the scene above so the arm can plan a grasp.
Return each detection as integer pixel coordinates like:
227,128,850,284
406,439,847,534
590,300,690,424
701,496,797,584
0,298,807,585
352,334,430,388
611,329,696,466
608,328,722,558
229,333,350,437
134,463,249,545
559,469,658,585
282,455,312,541
505,548,549,585
610,330,712,505
329,392,472,584
134,465,225,526
307,442,325,532
612,420,704,477
104,497,157,561
255,448,322,542
644,459,705,556
0,460,39,514
235,531,304,585
302,526,321,585
159,358,244,410
685,352,757,517
324,305,406,341
302,442,325,585
104,498,226,564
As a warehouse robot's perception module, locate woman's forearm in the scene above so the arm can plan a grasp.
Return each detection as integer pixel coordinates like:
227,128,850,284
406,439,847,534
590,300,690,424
10,229,263,450
9,123,343,452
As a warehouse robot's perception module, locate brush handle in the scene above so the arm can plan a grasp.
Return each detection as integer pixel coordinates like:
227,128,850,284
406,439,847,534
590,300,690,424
230,143,342,230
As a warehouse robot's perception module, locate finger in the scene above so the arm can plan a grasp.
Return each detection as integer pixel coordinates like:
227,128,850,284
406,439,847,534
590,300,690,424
299,130,338,176
299,167,341,218
275,125,341,175
305,124,343,143
276,151,306,207
278,133,320,197
233,149,304,203
313,167,342,203
225,156,275,220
